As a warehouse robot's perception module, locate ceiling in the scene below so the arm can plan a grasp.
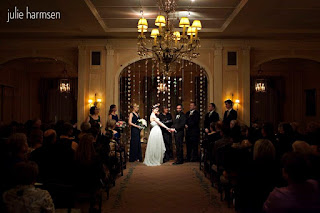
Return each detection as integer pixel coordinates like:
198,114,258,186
0,0,320,39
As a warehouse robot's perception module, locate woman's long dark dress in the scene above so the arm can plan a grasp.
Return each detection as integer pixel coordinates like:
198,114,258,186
129,113,142,162
111,114,119,122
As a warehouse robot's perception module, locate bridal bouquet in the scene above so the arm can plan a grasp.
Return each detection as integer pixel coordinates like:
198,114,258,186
137,119,147,129
116,121,126,129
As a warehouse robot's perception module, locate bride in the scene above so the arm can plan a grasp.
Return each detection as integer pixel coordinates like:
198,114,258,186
144,104,173,166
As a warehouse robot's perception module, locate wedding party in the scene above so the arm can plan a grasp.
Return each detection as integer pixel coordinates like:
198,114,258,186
1,0,320,213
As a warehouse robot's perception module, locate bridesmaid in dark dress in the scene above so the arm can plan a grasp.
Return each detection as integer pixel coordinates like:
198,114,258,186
128,104,143,162
108,104,119,122
86,106,101,128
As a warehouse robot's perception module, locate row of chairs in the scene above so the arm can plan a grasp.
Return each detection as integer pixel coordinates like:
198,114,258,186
37,140,127,213
200,142,251,209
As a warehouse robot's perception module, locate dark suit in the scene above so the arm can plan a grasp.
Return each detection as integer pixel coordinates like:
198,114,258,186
172,112,186,163
204,111,220,131
159,112,173,161
223,109,237,127
185,110,200,161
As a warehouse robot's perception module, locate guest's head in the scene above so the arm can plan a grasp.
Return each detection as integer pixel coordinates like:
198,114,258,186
240,125,249,137
215,121,223,132
61,122,74,137
12,161,39,185
152,103,160,114
189,102,196,111
162,106,169,114
278,122,293,135
176,104,183,113
8,133,28,161
107,119,116,130
89,124,100,141
290,122,300,132
210,122,215,132
28,129,43,149
75,134,96,161
208,103,216,112
224,99,233,110
281,152,308,184
43,129,57,146
253,139,276,161
262,122,274,138
230,120,238,129
132,103,139,113
80,122,91,133
90,106,99,116
109,104,117,115
32,118,42,129
292,141,312,155
220,125,231,138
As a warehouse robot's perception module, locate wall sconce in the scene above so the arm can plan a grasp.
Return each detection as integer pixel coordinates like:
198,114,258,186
235,99,240,111
88,94,102,108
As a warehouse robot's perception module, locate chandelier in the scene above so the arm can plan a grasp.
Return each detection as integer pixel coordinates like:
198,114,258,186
255,65,267,93
59,65,70,93
137,0,202,75
157,82,168,93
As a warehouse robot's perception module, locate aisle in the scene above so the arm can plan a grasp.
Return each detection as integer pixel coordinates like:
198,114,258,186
103,162,235,213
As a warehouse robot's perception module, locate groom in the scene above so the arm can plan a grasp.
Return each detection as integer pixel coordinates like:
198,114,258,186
172,104,186,165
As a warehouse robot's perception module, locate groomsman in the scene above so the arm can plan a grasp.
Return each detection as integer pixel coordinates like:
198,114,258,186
223,99,237,127
204,103,220,133
159,106,173,162
172,104,186,165
185,102,200,162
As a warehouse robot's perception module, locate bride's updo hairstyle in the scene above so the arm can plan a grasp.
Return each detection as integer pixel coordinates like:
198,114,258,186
151,103,160,111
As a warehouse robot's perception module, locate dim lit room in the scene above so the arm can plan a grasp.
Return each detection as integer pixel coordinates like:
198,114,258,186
0,0,320,212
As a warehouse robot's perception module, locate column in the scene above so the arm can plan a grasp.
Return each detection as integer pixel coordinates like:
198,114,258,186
213,45,223,117
77,46,87,129
241,46,251,126
105,43,115,115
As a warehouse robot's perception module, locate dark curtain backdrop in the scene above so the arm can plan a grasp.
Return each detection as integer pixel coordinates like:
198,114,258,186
39,78,78,123
0,85,14,123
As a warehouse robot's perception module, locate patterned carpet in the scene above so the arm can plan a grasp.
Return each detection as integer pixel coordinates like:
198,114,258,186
102,161,235,213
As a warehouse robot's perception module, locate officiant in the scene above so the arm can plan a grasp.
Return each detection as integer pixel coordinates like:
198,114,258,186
159,106,173,162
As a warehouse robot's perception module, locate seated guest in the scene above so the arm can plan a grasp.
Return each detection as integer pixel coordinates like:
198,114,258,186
2,133,29,190
274,122,294,161
74,134,105,196
230,120,241,143
292,141,320,181
222,99,237,128
261,122,276,144
78,122,91,140
240,124,249,142
214,125,232,151
292,141,312,155
28,129,43,152
3,161,55,213
264,152,320,213
290,122,306,141
54,123,76,184
8,133,29,164
106,119,120,144
305,122,320,153
237,139,280,213
29,129,57,182
58,122,78,151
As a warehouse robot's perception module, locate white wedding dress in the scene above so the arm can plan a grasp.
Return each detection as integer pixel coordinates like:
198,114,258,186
143,115,166,166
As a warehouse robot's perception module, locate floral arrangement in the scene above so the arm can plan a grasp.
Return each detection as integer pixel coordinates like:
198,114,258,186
116,121,126,129
137,119,147,129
